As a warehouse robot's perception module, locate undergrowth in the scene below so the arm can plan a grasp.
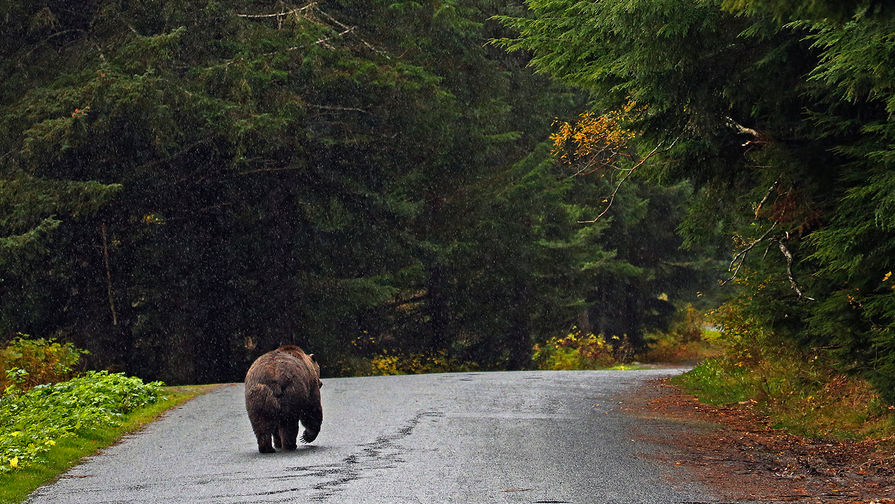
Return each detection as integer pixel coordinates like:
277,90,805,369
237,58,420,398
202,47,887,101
339,350,480,376
0,371,163,473
638,305,724,364
0,336,87,391
0,385,211,504
532,328,632,370
675,301,895,440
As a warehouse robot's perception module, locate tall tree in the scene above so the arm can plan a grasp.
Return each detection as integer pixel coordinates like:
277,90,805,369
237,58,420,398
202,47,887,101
500,0,895,399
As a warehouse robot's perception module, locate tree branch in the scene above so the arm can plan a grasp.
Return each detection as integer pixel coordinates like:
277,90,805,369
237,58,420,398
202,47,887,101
754,179,779,219
237,166,305,176
578,136,679,224
778,241,815,301
236,3,317,19
721,221,777,286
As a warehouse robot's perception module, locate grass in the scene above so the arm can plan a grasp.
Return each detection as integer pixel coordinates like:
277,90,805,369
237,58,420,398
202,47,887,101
0,384,219,504
675,356,895,441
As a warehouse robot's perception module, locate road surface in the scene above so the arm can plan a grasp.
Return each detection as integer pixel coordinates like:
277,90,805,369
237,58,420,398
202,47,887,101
26,370,722,503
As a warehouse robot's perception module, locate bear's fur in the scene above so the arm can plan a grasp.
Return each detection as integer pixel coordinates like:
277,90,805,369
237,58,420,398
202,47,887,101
244,345,323,453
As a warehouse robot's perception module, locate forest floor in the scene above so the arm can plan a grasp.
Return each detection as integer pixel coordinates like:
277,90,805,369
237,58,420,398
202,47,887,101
629,379,895,504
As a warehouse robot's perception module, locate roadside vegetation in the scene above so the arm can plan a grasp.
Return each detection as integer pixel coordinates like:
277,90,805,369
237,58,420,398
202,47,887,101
675,298,895,441
0,338,212,504
342,303,724,375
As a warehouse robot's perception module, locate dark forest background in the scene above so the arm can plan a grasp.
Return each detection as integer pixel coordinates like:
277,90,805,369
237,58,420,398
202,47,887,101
1,0,713,383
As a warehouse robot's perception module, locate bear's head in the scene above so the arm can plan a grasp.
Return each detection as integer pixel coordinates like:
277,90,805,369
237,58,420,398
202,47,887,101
277,344,322,388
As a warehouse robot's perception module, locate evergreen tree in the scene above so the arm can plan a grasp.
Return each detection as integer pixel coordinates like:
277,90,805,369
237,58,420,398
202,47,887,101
500,0,895,400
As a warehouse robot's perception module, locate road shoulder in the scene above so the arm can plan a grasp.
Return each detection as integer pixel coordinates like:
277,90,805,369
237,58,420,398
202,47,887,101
626,379,895,503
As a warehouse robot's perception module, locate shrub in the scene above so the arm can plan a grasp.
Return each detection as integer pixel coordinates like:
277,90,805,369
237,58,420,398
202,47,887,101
532,328,630,370
638,305,724,363
677,298,895,440
0,371,163,472
369,351,477,375
0,336,87,392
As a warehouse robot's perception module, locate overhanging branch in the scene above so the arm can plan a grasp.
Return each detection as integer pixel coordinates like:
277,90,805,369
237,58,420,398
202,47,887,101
578,136,679,224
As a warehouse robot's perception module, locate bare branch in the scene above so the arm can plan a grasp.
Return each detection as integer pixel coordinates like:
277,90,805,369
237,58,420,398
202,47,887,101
721,221,778,286
306,103,369,114
778,241,815,301
101,224,118,326
725,116,771,147
236,3,317,19
314,8,389,58
578,136,680,224
315,25,355,47
754,179,779,219
237,166,304,176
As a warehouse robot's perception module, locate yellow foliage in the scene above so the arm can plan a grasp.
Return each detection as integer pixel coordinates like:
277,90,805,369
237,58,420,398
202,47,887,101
550,101,643,173
532,328,628,370
369,351,476,376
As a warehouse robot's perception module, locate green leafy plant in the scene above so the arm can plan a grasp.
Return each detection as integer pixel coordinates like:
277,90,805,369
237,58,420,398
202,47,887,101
0,371,162,473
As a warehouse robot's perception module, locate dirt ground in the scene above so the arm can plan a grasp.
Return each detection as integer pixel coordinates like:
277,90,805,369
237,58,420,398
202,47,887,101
628,379,895,504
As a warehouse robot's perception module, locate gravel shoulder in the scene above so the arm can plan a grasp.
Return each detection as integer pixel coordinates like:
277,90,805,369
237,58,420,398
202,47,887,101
627,379,895,504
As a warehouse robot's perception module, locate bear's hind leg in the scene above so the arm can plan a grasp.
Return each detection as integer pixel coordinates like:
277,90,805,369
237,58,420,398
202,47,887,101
279,421,299,451
255,430,275,453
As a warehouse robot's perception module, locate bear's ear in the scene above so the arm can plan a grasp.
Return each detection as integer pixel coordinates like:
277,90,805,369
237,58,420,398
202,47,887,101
309,353,315,361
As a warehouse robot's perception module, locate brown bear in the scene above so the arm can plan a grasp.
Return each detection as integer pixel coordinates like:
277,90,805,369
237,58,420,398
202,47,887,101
244,345,323,453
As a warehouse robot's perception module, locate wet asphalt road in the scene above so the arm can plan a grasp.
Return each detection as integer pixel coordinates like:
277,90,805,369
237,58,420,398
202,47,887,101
26,370,721,504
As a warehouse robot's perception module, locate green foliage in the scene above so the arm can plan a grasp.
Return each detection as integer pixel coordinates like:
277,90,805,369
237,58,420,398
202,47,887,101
0,0,579,381
678,354,895,440
679,293,895,439
531,328,630,370
0,0,710,382
675,358,754,405
0,384,210,504
500,0,895,402
0,371,162,473
0,336,87,392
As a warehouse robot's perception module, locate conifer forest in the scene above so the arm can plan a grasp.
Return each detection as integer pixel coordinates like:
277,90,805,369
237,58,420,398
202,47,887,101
2,0,894,405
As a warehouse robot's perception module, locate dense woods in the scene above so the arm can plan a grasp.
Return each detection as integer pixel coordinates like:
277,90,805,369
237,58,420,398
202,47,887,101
0,0,708,383
500,0,895,401
4,0,893,407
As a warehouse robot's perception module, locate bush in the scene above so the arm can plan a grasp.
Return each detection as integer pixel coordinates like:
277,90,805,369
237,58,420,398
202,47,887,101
0,371,163,472
676,298,895,440
638,305,725,363
369,351,477,375
0,336,87,392
532,328,630,370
